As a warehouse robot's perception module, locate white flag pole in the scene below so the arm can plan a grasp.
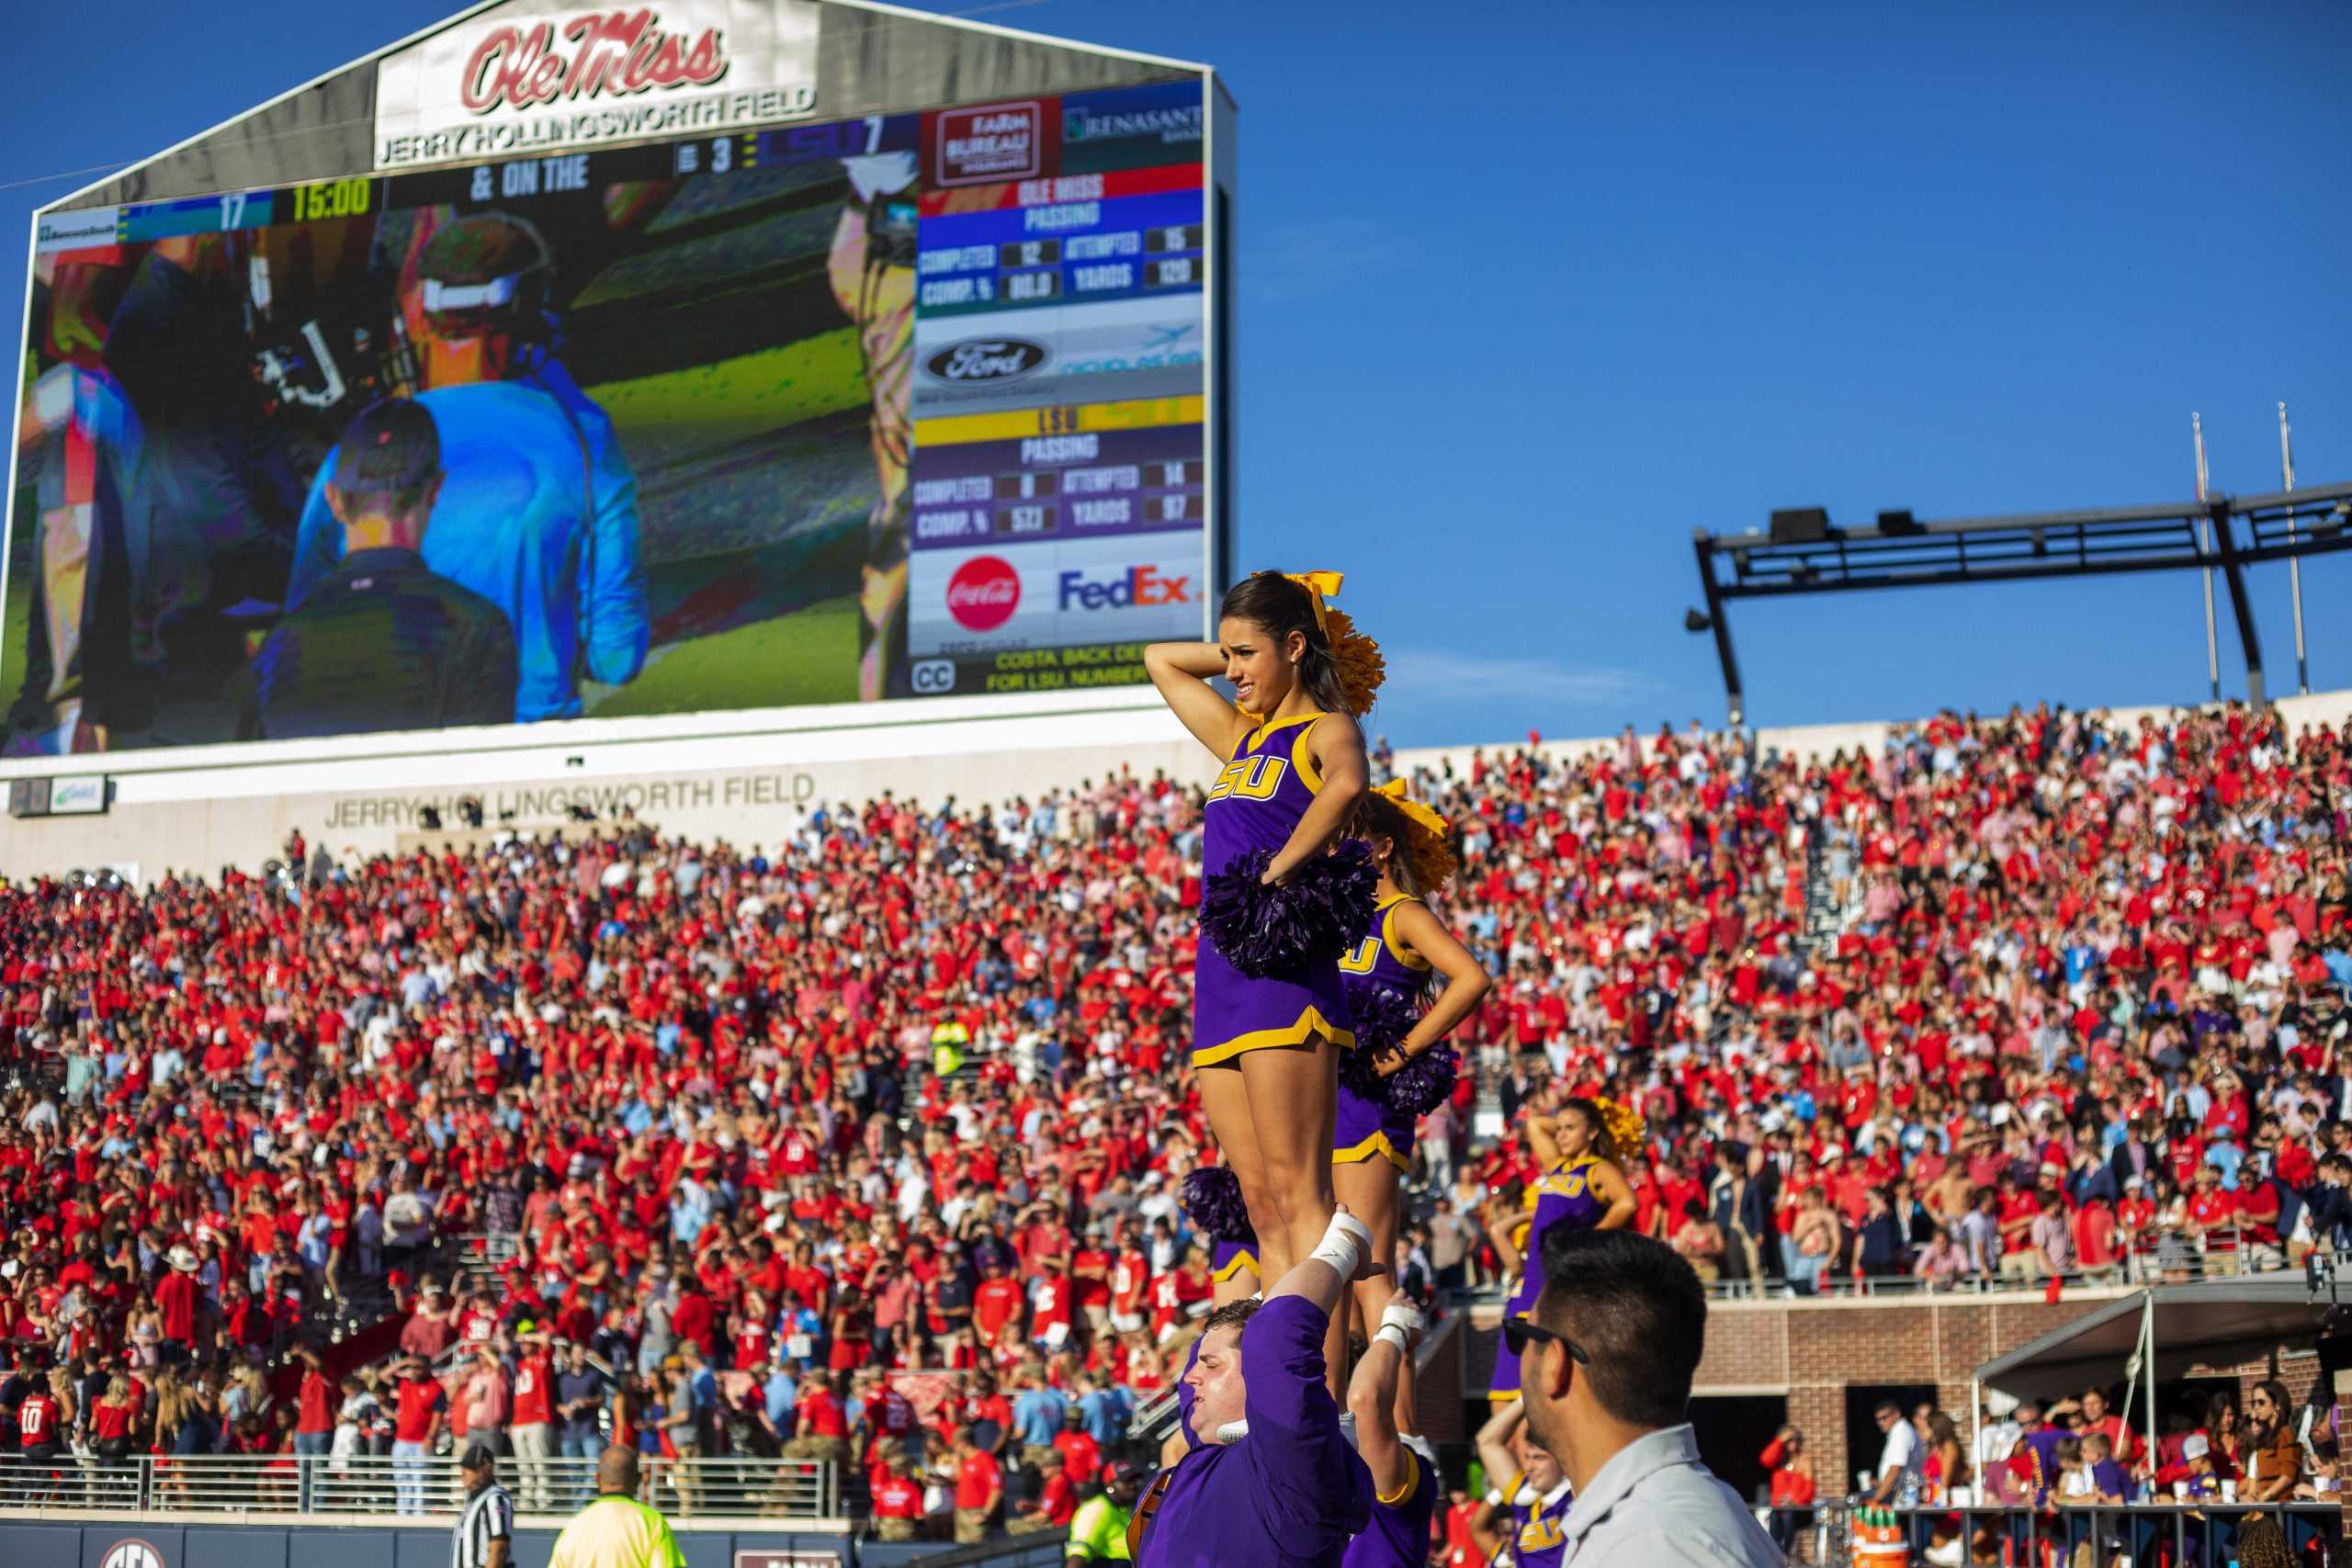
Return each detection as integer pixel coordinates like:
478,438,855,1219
2281,401,2308,694
2194,413,2219,701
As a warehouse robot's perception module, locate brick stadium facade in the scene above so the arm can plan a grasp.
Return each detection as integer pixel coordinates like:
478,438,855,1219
1442,1288,2336,1500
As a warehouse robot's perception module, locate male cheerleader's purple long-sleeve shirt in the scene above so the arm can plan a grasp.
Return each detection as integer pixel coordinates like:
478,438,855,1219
1140,1294,1372,1568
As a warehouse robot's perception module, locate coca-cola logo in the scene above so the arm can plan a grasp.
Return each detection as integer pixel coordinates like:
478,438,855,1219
461,10,729,116
945,555,1021,632
924,338,1048,384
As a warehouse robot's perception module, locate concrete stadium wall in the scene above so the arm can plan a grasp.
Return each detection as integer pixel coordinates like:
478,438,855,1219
0,1519,858,1568
8,683,2352,885
0,688,1213,882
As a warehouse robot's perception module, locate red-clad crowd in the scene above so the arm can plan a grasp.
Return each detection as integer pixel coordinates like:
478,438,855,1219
0,699,2346,1531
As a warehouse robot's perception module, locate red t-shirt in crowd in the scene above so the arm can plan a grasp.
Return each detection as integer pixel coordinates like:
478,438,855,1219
1034,1470,1078,1526
798,1387,848,1439
298,1369,334,1435
394,1378,446,1444
956,1448,1001,1510
872,1474,923,1518
17,1393,59,1449
512,1351,554,1427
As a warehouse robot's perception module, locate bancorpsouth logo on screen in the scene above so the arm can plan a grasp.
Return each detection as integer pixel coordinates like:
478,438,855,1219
945,555,1022,631
1058,566,1193,610
922,338,1049,384
458,11,730,115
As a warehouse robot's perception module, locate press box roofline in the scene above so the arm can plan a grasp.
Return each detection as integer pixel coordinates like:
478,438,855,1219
42,0,1214,213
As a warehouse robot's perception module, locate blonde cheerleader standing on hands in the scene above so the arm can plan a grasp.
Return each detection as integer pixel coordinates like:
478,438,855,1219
1326,777,1489,1401
1146,570,1384,1289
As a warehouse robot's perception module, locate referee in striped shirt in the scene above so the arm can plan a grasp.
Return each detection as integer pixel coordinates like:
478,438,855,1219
454,1444,515,1568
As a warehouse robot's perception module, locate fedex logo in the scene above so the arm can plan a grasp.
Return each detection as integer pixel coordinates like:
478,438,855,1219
1057,565,1193,610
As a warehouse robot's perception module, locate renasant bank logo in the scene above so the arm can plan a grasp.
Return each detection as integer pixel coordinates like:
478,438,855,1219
460,10,729,114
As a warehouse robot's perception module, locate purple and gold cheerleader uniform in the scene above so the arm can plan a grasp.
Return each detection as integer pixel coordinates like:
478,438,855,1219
1487,1156,1607,1401
1194,711,1357,1064
1210,1235,1260,1290
1334,893,1431,1170
1502,1475,1574,1567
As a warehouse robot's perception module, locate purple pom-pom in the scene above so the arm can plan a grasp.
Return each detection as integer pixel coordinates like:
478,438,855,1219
1348,985,1420,1057
1337,985,1420,1101
1200,842,1377,978
1181,1165,1253,1242
1383,1043,1460,1120
1336,1039,1385,1102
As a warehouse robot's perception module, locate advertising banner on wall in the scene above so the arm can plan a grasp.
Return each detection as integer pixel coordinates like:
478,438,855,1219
6,69,1212,760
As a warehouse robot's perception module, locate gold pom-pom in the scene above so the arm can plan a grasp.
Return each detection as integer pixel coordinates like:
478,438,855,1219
1599,1098,1647,1159
1324,606,1386,717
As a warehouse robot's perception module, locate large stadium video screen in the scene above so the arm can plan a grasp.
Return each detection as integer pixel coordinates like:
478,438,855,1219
6,79,1210,755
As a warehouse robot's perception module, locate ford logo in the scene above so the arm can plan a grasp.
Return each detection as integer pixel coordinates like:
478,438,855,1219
926,337,1049,383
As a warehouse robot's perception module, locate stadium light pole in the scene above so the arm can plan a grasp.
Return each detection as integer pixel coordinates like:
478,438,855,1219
2193,413,2220,701
2281,402,2310,694
1687,535,1744,730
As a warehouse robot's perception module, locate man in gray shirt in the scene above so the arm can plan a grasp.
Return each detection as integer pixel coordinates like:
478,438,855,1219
1510,1228,1781,1566
1426,1196,1475,1291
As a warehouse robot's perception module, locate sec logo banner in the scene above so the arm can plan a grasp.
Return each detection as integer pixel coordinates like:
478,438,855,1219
100,1540,166,1568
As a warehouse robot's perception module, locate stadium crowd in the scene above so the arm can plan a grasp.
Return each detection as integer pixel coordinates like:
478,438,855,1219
0,697,2348,1550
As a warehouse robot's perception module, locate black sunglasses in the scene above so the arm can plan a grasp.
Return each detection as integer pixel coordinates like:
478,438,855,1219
1502,1316,1589,1365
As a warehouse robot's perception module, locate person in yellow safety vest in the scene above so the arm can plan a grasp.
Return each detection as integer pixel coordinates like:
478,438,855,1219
1069,1460,1145,1562
931,1018,969,1079
548,1447,685,1568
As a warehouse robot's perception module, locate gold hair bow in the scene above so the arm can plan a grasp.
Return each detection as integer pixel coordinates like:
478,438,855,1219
1283,570,1345,637
1371,777,1451,840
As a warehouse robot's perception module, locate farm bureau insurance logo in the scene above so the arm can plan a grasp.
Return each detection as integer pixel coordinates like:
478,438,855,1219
101,1541,165,1568
934,103,1042,186
946,556,1022,632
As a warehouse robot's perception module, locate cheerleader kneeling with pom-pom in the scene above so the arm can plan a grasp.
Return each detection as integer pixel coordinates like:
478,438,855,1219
1326,777,1489,1404
1146,570,1384,1289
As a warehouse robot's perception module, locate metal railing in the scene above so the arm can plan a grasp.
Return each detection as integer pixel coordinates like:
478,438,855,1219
1766,1497,2348,1565
1428,1214,2307,1305
0,1452,838,1522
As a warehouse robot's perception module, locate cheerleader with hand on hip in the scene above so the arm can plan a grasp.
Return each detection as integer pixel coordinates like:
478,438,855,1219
1326,777,1489,1403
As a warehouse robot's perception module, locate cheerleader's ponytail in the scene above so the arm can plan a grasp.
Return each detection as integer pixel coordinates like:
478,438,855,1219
1357,779,1459,897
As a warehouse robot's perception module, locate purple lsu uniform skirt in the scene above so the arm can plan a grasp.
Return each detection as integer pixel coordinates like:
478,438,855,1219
1333,1078,1413,1171
1191,936,1356,1066
1209,1237,1259,1285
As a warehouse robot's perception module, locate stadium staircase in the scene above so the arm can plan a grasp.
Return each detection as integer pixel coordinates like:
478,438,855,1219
1799,822,1842,955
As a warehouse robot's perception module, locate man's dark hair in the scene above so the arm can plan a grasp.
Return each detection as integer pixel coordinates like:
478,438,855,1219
1202,1297,1261,1338
1874,1399,1903,1419
1533,1228,1703,1429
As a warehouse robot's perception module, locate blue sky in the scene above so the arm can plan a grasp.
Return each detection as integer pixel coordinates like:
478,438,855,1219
7,0,2350,747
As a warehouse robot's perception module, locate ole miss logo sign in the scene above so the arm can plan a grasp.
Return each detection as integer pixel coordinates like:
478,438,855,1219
374,0,821,171
458,10,729,116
